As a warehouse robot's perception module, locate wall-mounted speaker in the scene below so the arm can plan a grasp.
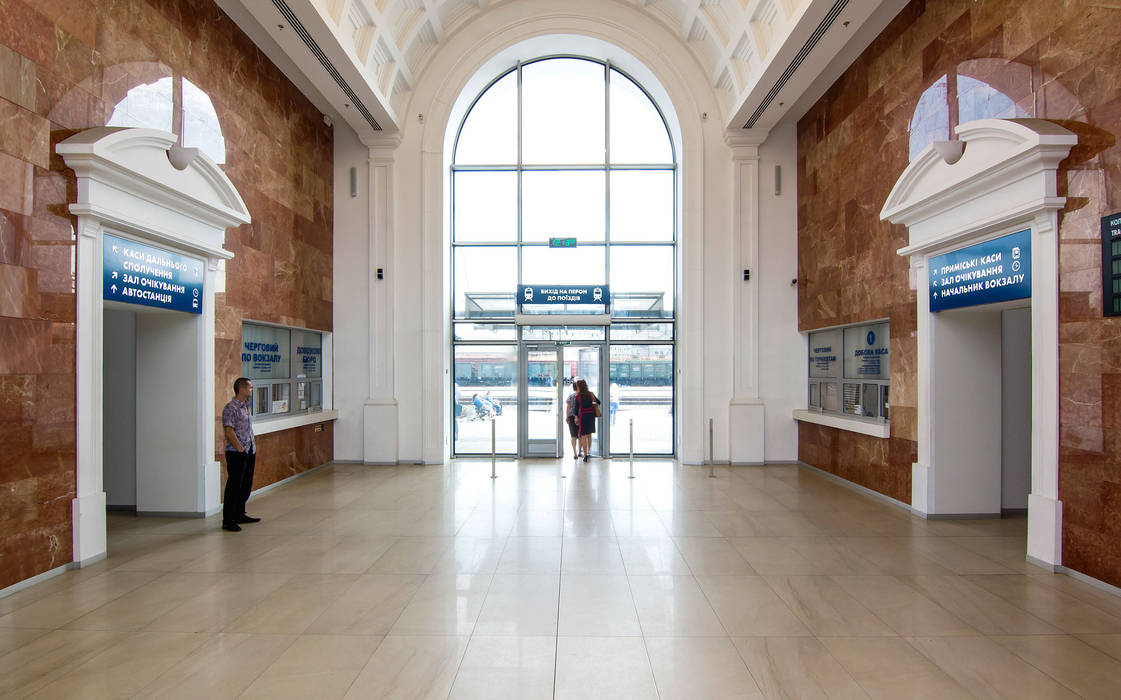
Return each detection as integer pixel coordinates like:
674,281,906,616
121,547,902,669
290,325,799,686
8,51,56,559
774,165,782,196
349,167,357,198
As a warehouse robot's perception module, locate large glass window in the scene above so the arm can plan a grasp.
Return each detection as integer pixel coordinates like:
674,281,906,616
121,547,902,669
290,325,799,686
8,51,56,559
241,321,326,418
451,55,676,456
807,322,889,421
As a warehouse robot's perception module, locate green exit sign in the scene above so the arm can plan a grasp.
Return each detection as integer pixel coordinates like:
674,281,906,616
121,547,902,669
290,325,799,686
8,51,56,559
549,237,577,248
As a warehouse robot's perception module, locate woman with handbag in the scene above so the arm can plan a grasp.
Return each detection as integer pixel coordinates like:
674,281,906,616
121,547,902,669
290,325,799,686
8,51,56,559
574,378,600,462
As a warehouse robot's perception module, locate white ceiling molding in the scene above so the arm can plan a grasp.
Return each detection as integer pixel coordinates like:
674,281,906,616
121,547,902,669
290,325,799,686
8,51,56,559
216,0,908,139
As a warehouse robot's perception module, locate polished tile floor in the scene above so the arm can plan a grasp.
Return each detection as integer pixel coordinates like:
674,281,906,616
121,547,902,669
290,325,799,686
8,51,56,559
3,459,1121,699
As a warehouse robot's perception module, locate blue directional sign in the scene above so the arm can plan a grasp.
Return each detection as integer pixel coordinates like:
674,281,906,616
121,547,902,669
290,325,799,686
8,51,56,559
518,284,609,305
929,229,1030,312
103,233,204,314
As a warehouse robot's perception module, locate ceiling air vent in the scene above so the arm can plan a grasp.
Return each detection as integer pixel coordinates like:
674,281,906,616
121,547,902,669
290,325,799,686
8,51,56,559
743,0,848,128
271,0,382,131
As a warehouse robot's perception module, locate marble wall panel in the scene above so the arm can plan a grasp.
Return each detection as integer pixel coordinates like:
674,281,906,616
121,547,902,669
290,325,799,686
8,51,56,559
798,0,1121,586
0,0,333,591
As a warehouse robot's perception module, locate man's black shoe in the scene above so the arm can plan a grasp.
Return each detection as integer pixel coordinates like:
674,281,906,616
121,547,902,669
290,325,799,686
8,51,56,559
236,515,261,523
222,521,242,532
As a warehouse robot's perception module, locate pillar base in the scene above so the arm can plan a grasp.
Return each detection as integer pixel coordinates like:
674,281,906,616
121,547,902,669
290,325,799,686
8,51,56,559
729,399,764,464
363,399,398,464
72,491,106,566
1027,492,1062,569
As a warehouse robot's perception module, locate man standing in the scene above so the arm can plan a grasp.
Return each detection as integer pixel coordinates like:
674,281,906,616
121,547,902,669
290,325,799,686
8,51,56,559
222,377,261,532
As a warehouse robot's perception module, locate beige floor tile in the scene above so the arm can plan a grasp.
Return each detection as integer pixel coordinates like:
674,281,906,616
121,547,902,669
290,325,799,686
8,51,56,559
764,575,896,637
62,573,216,631
564,509,617,537
822,636,968,699
0,625,51,657
910,635,1081,699
225,574,359,634
474,574,560,636
25,631,212,700
133,633,297,700
176,534,289,572
618,537,691,575
239,634,383,700
389,573,492,635
561,536,625,574
512,509,565,536
457,508,518,537
646,636,763,700
144,572,292,633
558,574,641,636
448,635,555,700
993,635,1121,700
831,538,952,576
628,575,725,637
1028,573,1121,620
657,510,722,537
743,512,828,537
831,575,977,636
0,629,125,697
908,537,1016,574
554,635,658,700
705,511,762,537
674,537,755,575
433,537,506,574
611,510,670,537
306,574,425,635
902,575,1063,635
496,537,562,574
0,570,162,629
1077,633,1121,661
965,574,1121,634
369,537,454,574
695,574,811,637
730,537,825,575
237,534,395,574
733,636,868,699
344,635,468,700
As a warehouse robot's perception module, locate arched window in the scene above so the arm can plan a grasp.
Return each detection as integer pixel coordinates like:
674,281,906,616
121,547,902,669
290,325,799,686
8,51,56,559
451,56,677,456
108,76,227,164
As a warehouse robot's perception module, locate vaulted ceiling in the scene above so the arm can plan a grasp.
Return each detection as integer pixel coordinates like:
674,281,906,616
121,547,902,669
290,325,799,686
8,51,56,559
216,0,907,142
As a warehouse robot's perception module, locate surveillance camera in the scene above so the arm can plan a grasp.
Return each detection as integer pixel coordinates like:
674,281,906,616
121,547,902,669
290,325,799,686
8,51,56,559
323,114,333,127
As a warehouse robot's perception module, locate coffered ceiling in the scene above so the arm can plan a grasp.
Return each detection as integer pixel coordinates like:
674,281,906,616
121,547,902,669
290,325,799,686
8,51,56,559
216,0,907,142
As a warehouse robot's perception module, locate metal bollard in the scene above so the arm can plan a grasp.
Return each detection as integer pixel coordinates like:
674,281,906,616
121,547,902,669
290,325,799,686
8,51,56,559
490,418,497,479
708,418,715,478
628,418,635,479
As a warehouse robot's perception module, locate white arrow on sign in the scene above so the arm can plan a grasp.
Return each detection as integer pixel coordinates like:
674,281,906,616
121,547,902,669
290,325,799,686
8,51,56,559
111,271,118,279
112,246,118,253
110,284,117,294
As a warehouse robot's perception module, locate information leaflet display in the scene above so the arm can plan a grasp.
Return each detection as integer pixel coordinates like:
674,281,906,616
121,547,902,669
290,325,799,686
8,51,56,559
103,233,204,314
518,284,609,305
843,323,889,380
808,329,841,378
929,229,1031,312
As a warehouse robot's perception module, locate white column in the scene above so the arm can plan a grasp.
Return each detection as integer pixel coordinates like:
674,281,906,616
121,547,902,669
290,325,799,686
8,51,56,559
912,255,933,515
201,257,222,514
363,136,400,464
420,147,447,465
1028,211,1062,569
726,131,767,463
73,217,106,566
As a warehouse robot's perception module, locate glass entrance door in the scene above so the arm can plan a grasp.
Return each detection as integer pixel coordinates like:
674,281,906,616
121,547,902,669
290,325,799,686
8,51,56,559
518,340,606,458
521,346,562,457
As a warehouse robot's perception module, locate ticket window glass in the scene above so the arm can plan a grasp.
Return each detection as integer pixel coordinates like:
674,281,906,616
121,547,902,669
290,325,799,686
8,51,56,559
241,322,324,417
808,323,889,420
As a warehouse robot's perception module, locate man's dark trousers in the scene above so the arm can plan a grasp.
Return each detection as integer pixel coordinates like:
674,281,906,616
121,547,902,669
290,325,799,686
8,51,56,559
223,449,256,524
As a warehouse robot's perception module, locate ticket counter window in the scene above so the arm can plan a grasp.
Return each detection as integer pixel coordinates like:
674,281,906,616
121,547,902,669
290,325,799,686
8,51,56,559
241,321,325,418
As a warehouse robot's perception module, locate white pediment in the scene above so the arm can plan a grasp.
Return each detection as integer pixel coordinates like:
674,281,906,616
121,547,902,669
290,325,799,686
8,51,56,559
880,119,1076,257
57,127,249,259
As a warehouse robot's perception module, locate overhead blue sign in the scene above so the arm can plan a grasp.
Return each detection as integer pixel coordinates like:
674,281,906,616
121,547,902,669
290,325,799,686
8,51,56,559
518,284,609,305
103,233,204,314
929,229,1030,312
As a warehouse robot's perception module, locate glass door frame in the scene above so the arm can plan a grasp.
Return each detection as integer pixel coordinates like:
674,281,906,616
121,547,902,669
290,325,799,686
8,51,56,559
516,331,609,458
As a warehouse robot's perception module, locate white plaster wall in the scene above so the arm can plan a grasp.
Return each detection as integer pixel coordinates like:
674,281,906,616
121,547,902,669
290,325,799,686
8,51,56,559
102,308,136,507
1002,307,1031,510
135,311,201,513
332,122,371,461
757,123,802,461
932,309,1003,515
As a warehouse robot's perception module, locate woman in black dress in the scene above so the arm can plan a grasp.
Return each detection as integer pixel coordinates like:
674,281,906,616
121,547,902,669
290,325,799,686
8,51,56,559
574,378,600,462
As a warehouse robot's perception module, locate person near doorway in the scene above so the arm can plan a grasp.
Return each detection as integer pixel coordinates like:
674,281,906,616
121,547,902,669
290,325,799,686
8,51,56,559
222,377,261,532
566,381,580,458
575,378,600,462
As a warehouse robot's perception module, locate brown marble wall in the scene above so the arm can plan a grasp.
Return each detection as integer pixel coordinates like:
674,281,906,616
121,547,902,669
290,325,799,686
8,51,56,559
798,0,1121,586
0,0,333,591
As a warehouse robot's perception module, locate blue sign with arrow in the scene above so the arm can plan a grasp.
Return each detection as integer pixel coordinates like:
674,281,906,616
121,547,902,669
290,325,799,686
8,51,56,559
929,229,1031,312
103,233,205,314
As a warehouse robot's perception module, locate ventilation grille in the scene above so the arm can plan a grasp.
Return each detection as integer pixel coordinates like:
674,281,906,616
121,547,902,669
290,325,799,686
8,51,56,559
743,0,848,129
271,0,382,131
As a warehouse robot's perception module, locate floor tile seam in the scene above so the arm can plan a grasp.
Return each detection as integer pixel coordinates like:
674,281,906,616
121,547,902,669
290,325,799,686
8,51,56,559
945,575,1082,633
619,558,670,700
729,633,870,699
0,630,136,699
47,570,181,632
960,574,1121,628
